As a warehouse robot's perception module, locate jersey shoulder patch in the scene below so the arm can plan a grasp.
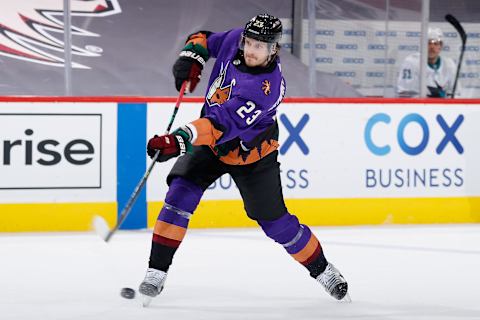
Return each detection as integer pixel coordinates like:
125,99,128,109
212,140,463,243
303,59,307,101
235,71,284,110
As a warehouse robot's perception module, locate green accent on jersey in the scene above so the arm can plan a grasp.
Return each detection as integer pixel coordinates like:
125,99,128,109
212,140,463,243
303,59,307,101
183,43,210,61
428,57,441,70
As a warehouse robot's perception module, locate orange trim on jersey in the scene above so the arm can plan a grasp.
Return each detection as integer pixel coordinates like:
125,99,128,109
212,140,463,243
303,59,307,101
190,118,223,146
218,139,279,165
186,32,208,50
291,233,320,264
153,220,187,242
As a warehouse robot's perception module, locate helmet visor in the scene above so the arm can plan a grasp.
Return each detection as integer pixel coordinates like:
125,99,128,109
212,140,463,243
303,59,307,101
239,35,277,55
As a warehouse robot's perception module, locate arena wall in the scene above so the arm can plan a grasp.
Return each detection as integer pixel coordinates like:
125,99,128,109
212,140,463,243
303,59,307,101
1,97,479,232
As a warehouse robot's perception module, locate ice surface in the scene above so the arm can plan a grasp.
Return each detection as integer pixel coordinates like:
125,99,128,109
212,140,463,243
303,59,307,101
1,225,479,320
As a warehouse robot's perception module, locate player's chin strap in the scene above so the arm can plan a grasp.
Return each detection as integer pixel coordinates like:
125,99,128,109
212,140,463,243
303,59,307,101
265,43,279,66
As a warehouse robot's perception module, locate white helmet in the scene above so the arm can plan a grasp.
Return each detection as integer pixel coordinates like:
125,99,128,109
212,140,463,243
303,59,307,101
428,27,443,42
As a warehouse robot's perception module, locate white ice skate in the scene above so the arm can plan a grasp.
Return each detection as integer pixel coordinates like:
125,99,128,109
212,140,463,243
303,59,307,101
316,263,351,302
138,268,167,307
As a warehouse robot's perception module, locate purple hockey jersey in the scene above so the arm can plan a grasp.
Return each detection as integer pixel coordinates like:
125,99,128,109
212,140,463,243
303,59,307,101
191,28,286,165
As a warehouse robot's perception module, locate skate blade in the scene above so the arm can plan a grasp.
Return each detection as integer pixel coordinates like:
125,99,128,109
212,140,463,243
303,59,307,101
341,293,352,303
142,295,152,307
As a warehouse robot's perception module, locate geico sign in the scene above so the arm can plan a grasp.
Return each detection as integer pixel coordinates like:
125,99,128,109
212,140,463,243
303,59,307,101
2,129,94,166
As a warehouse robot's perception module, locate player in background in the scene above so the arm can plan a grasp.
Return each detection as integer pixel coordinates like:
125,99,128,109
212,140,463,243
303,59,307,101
397,27,461,98
138,14,350,305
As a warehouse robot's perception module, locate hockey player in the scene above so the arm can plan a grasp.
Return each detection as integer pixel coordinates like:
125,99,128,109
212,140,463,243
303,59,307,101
397,27,461,98
139,14,349,305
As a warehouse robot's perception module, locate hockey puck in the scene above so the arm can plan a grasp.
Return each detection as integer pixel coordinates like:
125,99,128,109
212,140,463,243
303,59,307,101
120,287,136,299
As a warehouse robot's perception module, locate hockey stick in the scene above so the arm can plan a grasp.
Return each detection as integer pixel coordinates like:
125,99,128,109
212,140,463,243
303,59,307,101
445,14,467,98
93,81,187,242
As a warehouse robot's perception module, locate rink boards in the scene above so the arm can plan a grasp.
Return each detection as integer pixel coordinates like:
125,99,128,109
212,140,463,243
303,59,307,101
1,97,479,231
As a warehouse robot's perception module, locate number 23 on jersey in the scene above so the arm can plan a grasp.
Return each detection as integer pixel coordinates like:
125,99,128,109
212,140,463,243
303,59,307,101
236,101,262,125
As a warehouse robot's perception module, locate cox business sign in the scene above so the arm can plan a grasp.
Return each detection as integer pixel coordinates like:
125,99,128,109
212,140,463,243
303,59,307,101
148,103,480,201
359,105,480,197
0,113,102,189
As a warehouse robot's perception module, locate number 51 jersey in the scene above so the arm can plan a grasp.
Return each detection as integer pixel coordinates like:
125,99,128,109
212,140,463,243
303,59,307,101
396,52,460,97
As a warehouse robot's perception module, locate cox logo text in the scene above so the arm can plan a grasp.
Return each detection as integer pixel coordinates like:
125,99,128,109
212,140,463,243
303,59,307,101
364,113,464,156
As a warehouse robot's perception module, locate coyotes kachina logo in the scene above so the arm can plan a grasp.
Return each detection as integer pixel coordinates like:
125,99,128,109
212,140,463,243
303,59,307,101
0,0,121,69
207,61,236,107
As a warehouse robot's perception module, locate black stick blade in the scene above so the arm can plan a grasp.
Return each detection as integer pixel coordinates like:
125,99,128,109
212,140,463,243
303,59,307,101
445,14,467,44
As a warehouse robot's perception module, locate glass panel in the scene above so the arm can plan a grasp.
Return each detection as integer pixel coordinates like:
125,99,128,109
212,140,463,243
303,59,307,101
0,0,478,97
303,0,480,98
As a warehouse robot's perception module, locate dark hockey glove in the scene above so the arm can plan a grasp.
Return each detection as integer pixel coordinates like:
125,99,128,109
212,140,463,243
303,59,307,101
172,32,210,93
147,129,192,162
427,82,446,98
